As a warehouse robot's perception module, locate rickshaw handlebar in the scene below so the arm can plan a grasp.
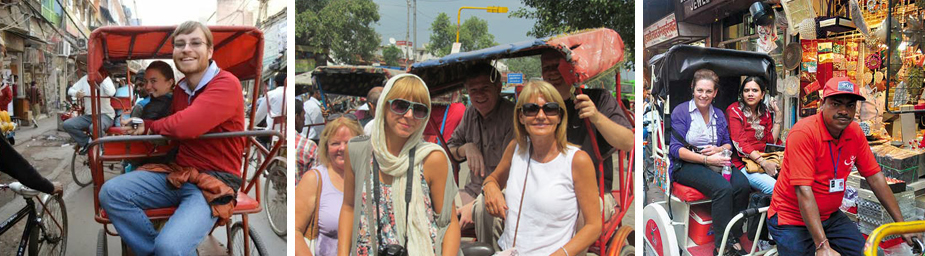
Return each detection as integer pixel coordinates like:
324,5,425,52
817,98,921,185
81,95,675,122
864,220,925,255
86,130,284,147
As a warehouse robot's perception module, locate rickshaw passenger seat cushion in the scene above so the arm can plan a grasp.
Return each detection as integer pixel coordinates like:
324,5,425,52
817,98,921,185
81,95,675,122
673,182,709,202
99,191,260,221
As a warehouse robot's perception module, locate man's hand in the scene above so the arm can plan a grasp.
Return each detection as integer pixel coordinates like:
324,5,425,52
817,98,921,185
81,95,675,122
457,201,475,229
462,143,487,177
76,91,85,99
51,181,63,195
903,233,922,247
816,245,841,256
120,118,146,135
574,94,604,123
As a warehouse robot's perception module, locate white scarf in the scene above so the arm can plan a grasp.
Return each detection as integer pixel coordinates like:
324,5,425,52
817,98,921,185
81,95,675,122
369,74,446,255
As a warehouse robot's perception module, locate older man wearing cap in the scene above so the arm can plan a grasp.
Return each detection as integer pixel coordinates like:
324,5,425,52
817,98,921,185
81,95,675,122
768,77,920,255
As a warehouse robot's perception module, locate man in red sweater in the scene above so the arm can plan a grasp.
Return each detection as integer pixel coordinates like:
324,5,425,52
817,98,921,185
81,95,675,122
99,21,246,255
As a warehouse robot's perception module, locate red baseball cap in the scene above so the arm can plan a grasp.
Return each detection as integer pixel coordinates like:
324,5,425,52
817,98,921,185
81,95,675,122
822,77,865,101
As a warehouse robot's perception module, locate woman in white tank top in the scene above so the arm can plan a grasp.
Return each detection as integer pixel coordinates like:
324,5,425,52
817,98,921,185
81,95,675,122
481,81,602,256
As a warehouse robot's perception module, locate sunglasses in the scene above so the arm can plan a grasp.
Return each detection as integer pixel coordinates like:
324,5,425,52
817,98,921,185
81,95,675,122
388,99,429,119
520,102,562,117
326,113,358,122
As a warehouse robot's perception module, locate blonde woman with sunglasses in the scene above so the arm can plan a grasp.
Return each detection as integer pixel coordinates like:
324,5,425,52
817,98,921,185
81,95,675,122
481,80,601,255
338,74,460,256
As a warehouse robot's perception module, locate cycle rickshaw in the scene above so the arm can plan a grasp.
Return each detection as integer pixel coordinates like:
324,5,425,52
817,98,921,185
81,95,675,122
83,26,282,256
410,27,635,255
643,45,778,256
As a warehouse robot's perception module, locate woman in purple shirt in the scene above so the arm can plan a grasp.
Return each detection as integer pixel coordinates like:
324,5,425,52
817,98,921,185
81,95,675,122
296,117,365,256
669,69,750,255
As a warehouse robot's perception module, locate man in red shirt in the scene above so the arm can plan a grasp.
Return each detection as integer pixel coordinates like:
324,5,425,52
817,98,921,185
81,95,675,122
768,77,919,255
99,21,246,255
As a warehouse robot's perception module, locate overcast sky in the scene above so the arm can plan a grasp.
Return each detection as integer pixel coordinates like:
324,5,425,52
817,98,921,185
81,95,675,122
133,0,286,26
372,0,538,47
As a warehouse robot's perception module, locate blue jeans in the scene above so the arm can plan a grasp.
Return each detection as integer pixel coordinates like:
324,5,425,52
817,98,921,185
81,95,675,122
768,211,864,256
62,114,113,148
739,167,777,195
99,171,217,256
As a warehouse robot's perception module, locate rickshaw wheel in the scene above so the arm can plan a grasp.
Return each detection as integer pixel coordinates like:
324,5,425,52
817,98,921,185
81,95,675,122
230,221,267,256
97,228,107,256
607,226,634,256
71,150,92,187
263,156,287,237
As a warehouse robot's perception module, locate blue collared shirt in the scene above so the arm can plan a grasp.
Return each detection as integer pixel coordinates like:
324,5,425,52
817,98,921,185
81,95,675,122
178,60,221,105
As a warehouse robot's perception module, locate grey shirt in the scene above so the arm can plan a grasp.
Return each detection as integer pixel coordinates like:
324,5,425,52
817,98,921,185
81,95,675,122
447,98,516,198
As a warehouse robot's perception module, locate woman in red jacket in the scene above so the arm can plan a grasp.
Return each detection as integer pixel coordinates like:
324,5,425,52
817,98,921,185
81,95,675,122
725,76,782,195
0,84,12,112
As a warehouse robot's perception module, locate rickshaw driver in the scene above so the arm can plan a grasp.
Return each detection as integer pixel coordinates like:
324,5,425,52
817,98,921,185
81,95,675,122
100,21,248,256
540,50,634,220
63,69,117,155
767,77,920,256
445,62,515,250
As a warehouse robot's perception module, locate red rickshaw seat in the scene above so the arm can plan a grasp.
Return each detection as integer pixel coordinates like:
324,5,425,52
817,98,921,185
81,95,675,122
100,191,260,220
672,182,709,202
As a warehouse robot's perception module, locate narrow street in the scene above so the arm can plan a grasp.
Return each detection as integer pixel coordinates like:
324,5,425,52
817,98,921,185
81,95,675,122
0,116,285,255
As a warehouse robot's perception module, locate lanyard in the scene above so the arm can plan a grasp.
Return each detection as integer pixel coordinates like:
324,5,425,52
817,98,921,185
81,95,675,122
828,141,842,177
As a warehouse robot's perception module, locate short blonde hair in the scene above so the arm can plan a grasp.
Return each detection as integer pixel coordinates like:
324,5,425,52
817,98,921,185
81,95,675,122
513,80,570,154
172,21,213,47
382,76,431,107
318,117,364,167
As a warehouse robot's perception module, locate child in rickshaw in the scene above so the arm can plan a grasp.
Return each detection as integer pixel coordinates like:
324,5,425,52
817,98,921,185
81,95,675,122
100,21,248,256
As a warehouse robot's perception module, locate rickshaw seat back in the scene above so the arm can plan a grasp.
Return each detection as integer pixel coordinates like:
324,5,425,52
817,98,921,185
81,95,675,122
98,191,260,222
111,96,133,111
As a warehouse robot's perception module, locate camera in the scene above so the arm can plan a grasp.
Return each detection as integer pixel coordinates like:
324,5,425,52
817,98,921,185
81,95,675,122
378,244,408,256
130,118,143,130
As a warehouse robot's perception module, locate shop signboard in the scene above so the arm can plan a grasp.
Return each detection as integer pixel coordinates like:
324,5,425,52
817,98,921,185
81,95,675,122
644,14,679,48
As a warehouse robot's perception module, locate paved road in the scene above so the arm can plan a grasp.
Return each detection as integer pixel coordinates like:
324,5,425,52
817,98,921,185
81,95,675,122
0,116,285,255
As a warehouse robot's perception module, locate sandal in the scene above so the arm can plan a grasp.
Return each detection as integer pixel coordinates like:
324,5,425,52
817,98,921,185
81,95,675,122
729,237,748,255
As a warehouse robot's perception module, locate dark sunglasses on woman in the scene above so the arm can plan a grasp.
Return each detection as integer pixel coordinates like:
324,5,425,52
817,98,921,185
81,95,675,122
388,99,428,119
520,102,561,117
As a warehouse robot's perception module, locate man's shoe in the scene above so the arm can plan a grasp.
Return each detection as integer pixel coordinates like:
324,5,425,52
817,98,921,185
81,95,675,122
78,146,89,155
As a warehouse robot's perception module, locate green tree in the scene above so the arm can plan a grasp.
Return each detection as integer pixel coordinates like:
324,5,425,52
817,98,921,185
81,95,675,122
296,0,380,65
382,45,402,67
511,0,635,69
427,13,498,57
503,56,541,81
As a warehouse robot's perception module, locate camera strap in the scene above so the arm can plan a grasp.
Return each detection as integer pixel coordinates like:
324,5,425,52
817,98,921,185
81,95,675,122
372,146,415,250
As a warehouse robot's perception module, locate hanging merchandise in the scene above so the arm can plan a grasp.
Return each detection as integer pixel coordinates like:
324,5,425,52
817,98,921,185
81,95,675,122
783,42,803,70
850,0,873,40
801,18,818,40
782,0,817,35
802,40,818,82
784,75,800,97
905,65,923,103
758,24,780,53
817,0,857,34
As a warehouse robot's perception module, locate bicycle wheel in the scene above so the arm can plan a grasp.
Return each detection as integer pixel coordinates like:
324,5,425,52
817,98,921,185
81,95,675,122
230,221,267,256
263,157,287,237
28,194,68,256
71,150,92,187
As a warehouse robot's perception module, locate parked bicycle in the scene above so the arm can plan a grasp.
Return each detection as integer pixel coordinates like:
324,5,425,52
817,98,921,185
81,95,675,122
0,182,68,256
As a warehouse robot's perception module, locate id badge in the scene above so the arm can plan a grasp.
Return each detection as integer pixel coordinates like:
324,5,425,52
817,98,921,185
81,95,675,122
829,178,845,192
